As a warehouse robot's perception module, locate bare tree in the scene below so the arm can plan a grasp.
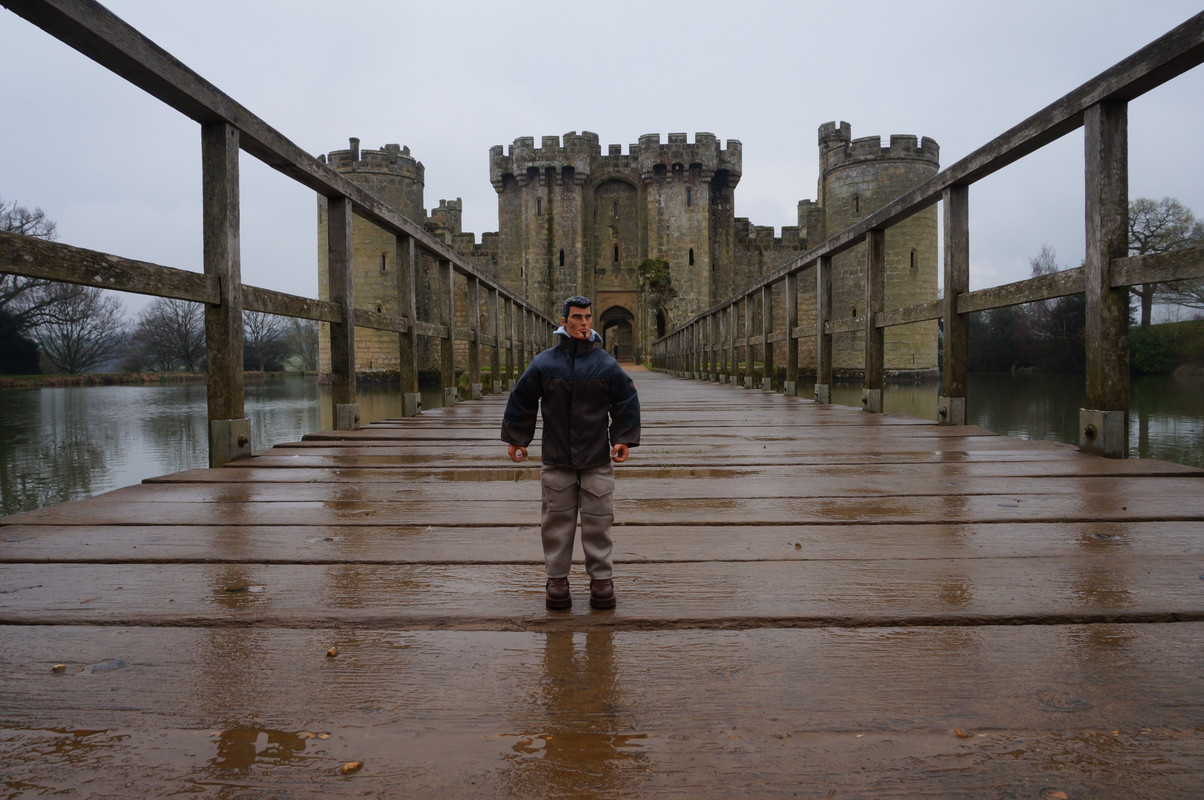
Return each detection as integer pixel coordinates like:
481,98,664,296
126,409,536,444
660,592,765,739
286,318,319,372
243,310,288,371
32,285,127,373
1,195,81,334
126,297,205,372
1128,197,1204,326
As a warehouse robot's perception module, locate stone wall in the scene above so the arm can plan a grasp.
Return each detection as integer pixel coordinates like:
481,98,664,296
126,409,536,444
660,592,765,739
318,122,942,379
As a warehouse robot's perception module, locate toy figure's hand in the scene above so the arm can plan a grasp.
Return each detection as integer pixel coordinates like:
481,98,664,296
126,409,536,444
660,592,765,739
610,443,629,463
508,444,527,463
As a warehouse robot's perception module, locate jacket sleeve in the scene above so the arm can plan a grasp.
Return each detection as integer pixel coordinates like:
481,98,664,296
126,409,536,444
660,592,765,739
501,359,542,447
608,367,641,447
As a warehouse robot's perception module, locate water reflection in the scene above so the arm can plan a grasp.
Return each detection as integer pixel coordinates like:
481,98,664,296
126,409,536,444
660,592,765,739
209,726,309,772
2,372,1201,516
0,376,446,515
499,630,647,798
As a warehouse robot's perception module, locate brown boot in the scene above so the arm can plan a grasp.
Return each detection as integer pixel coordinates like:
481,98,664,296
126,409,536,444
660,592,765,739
545,578,571,610
589,578,615,609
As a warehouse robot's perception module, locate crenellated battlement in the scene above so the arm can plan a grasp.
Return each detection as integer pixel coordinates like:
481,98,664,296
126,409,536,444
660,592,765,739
489,131,601,187
634,132,741,183
323,137,425,180
733,218,805,249
818,121,938,173
490,131,742,188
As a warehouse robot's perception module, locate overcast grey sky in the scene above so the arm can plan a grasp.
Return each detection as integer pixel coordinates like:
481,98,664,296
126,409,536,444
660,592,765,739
2,1,1202,313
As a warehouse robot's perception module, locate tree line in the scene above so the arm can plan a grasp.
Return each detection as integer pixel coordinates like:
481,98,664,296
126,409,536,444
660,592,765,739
4,194,1202,376
966,197,1203,374
1,196,318,376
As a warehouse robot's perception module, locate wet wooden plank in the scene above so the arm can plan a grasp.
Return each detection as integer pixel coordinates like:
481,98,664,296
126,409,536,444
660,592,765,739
5,491,1200,527
3,557,1202,625
0,624,1200,797
3,521,1200,564
64,474,1204,503
2,367,1202,797
140,457,1204,485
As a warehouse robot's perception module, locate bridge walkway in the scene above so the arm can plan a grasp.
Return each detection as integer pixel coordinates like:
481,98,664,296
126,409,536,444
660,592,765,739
2,366,1203,797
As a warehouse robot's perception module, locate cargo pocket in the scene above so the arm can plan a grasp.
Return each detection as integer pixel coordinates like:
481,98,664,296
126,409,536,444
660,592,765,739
541,466,580,513
578,466,615,520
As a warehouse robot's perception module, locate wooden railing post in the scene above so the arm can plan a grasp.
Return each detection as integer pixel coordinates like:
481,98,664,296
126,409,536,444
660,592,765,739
743,294,754,388
201,121,250,467
326,196,359,430
490,287,503,394
761,283,774,390
705,313,715,381
397,234,421,416
467,275,482,400
815,255,833,403
438,259,457,406
517,307,528,372
784,270,799,396
728,303,738,385
1081,100,1130,457
692,323,700,378
863,229,886,413
940,185,970,425
504,299,515,388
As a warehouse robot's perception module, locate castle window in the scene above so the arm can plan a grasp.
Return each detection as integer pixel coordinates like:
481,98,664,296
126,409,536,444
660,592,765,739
559,249,565,267
686,188,692,207
689,248,695,266
380,252,388,273
853,195,861,214
614,245,620,263
656,311,666,338
909,249,918,272
613,201,619,218
536,197,542,216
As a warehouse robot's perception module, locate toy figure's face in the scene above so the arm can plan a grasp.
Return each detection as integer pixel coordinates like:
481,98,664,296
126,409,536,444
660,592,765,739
562,306,593,340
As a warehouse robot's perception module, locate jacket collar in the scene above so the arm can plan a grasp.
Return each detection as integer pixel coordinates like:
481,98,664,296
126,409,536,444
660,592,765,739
554,327,600,355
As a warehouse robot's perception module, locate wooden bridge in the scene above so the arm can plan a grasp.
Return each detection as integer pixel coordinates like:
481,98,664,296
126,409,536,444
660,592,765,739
3,366,1203,797
3,2,1204,796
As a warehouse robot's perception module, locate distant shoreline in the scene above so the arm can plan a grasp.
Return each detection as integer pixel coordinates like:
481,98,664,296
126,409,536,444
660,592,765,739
0,372,314,389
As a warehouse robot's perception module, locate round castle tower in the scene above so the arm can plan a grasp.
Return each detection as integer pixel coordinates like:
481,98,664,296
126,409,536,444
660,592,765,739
817,121,941,375
317,138,425,375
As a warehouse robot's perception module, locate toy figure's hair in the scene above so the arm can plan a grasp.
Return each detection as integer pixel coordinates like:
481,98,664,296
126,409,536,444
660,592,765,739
561,295,592,319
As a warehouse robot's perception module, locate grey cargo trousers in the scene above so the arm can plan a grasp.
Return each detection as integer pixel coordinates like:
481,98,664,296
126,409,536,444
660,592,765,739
540,463,615,580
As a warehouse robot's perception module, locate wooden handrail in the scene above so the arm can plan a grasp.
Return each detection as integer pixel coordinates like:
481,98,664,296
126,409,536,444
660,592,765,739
1,0,555,468
651,12,1204,460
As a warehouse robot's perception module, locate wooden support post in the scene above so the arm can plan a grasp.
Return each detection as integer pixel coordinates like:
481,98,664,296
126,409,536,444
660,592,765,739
397,235,420,416
761,283,774,391
504,299,515,388
729,303,738,385
438,259,456,407
940,185,970,425
785,269,799,397
518,308,528,372
705,313,715,381
863,229,885,413
1082,101,1130,457
201,122,250,467
815,255,833,403
490,288,502,394
692,323,700,379
743,294,754,388
467,275,482,400
326,196,359,430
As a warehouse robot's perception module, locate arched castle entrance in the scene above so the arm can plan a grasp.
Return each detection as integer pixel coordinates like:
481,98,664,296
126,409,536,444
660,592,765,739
600,306,634,361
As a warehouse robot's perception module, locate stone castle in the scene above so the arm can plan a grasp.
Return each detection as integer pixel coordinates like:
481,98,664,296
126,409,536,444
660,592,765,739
317,122,940,377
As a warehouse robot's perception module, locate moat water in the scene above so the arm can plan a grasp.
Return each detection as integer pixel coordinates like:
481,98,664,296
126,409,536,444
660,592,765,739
0,372,1200,516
